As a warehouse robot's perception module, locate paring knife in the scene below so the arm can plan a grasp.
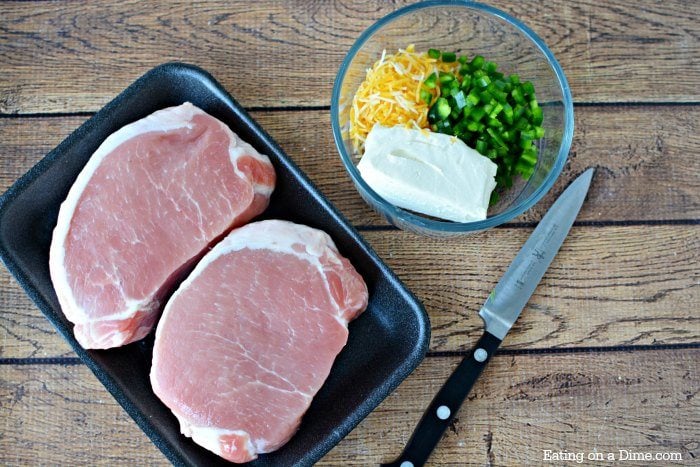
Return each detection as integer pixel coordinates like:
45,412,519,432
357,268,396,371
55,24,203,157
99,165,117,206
382,168,595,467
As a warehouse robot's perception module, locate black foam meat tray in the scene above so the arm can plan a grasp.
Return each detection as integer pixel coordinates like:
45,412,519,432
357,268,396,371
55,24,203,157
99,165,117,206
0,63,430,466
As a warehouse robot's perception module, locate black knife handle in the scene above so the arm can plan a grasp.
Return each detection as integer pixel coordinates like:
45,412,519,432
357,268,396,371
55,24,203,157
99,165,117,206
381,331,502,467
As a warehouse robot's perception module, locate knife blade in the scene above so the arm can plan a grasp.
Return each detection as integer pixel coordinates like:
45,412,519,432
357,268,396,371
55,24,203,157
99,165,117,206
381,168,595,467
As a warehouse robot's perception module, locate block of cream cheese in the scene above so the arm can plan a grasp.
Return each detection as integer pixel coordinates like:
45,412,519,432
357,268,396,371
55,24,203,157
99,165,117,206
357,124,498,222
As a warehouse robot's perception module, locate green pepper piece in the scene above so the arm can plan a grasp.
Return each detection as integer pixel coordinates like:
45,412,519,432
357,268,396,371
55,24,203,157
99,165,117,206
520,129,536,140
513,105,526,121
452,90,467,110
441,51,457,62
492,79,507,91
489,118,503,129
470,107,486,122
454,118,471,135
502,103,514,125
466,120,485,133
479,90,493,104
489,102,503,118
514,117,529,130
520,137,534,150
423,72,437,89
531,105,543,125
487,127,506,147
467,90,480,106
436,97,452,120
427,103,440,123
439,71,455,84
470,55,485,70
420,88,432,105
475,75,491,88
520,148,538,165
436,119,454,135
492,88,507,103
511,87,526,105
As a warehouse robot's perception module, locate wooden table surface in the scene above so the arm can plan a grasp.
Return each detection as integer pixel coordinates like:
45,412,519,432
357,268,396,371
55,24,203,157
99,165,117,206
1,1,698,465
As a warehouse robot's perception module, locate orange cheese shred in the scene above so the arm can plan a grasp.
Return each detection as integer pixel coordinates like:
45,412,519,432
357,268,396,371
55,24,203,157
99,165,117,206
349,45,457,153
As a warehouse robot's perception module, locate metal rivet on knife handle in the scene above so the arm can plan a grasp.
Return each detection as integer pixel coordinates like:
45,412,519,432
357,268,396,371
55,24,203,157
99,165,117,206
436,405,451,420
474,348,488,362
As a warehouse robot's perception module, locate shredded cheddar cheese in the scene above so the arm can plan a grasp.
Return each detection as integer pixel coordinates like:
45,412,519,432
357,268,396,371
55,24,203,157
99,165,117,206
349,45,458,153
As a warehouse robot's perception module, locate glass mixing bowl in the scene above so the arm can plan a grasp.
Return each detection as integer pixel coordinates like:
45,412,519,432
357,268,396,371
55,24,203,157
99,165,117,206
331,1,573,236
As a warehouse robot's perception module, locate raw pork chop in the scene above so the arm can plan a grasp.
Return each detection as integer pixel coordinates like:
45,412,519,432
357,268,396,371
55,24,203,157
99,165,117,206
49,103,276,349
150,220,368,463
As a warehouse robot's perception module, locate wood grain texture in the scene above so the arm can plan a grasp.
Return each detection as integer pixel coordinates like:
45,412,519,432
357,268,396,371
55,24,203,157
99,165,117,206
2,224,697,358
0,364,165,465
0,109,697,358
2,351,698,465
0,267,73,358
1,106,698,227
1,2,697,467
0,0,698,113
252,106,700,225
369,226,700,352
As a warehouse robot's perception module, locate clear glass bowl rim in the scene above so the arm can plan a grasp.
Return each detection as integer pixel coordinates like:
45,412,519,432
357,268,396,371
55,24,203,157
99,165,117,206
331,0,574,233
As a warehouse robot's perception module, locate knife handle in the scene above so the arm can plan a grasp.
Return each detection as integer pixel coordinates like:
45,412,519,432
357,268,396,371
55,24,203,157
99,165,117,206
381,331,502,467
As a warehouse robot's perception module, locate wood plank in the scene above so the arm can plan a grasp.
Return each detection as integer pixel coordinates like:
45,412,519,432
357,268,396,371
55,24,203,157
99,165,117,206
0,111,697,357
328,350,700,466
0,363,166,465
1,106,698,227
252,106,700,225
371,226,699,352
0,0,698,113
1,224,697,358
1,350,697,465
0,267,73,358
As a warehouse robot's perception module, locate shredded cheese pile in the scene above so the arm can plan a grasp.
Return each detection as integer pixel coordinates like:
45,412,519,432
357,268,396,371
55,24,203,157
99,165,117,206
349,45,457,153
